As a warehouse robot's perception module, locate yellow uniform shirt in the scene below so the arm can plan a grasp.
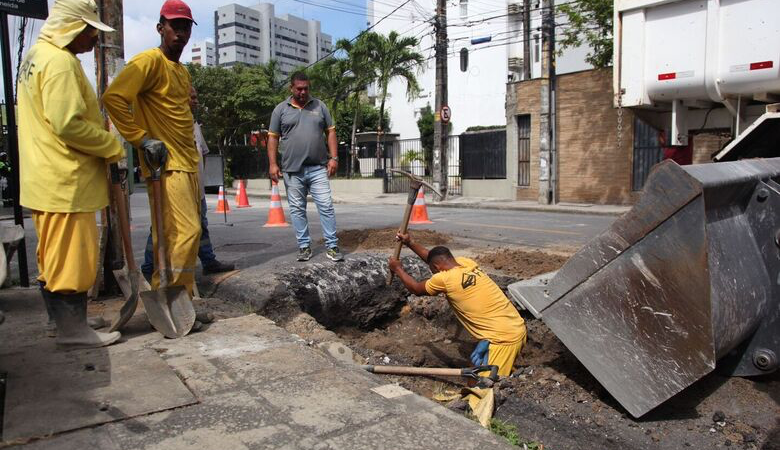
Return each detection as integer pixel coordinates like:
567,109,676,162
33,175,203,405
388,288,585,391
102,47,197,177
425,257,525,345
17,41,123,213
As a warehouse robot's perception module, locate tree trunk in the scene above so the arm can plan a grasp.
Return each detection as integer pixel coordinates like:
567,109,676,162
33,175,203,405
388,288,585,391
375,86,387,173
350,93,360,178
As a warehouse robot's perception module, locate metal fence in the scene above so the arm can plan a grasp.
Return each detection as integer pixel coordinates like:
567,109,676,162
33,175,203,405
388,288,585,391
632,117,663,191
350,137,462,195
460,129,506,179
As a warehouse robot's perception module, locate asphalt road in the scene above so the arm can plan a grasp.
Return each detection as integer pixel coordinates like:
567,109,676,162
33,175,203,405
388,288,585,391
10,190,617,283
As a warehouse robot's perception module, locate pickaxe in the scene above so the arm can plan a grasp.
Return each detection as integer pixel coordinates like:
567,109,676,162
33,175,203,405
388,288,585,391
386,169,442,285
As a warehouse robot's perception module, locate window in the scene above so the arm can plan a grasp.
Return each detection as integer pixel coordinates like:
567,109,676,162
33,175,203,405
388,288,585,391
460,0,468,19
517,115,531,186
533,34,540,62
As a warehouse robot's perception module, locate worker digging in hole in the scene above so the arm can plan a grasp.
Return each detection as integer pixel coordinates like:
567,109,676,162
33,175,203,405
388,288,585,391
388,231,527,377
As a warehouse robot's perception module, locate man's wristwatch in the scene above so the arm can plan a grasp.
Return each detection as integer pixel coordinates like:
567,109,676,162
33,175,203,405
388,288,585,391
329,156,339,161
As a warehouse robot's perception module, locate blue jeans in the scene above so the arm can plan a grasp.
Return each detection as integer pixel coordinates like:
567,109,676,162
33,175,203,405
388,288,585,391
283,165,339,249
142,197,215,275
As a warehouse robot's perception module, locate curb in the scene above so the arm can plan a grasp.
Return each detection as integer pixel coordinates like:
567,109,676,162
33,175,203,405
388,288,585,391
226,189,628,217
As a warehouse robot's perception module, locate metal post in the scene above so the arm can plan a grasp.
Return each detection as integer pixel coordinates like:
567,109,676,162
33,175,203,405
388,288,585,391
432,0,448,201
0,13,29,287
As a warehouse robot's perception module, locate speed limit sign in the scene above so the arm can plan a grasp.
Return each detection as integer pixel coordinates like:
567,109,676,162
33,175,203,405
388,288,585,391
440,105,451,123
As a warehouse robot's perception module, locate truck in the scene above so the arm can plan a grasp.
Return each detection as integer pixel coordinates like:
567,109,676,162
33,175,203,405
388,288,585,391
509,0,780,418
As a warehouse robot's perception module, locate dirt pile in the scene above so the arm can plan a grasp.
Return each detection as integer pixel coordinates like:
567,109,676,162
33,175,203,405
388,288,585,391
334,227,450,250
476,248,569,279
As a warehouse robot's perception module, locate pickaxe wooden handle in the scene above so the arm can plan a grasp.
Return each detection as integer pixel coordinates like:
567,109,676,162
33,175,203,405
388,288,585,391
386,169,442,285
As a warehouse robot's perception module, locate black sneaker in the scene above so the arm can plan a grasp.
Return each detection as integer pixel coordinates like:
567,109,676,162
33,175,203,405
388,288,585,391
203,261,235,274
326,247,344,262
297,246,313,261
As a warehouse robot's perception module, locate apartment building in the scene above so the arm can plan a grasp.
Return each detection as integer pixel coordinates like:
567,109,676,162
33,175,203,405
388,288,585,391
191,40,216,67
214,3,333,76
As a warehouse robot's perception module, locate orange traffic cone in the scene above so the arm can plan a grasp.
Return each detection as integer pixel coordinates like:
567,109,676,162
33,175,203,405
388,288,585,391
235,180,251,208
409,188,433,224
263,180,289,227
215,185,231,213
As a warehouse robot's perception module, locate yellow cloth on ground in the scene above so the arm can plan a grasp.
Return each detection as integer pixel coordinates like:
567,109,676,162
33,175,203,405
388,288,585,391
148,171,200,296
17,39,123,213
33,211,99,294
102,47,198,178
425,257,526,345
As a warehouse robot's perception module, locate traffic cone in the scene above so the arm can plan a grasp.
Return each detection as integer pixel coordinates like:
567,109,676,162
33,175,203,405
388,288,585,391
235,179,251,208
215,185,231,213
263,180,289,227
409,188,433,224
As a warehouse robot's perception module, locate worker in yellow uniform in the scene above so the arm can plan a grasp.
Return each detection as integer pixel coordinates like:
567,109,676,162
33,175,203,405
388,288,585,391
388,232,527,376
18,0,123,348
103,0,200,295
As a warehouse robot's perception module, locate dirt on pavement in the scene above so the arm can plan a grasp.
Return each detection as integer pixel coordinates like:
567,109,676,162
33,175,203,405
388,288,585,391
255,238,779,450
475,248,570,279
333,227,450,251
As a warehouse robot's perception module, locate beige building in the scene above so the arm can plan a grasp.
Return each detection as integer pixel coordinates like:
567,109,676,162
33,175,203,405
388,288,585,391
503,68,728,205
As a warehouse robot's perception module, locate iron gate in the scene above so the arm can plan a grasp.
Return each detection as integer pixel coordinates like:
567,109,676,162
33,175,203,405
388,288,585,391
384,136,461,196
632,117,663,191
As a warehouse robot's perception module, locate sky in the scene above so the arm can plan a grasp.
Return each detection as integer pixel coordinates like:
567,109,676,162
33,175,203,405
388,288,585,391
0,0,373,100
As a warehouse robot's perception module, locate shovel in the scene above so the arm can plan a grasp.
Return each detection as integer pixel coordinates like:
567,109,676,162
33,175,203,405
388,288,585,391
140,145,196,339
108,163,150,332
361,364,500,385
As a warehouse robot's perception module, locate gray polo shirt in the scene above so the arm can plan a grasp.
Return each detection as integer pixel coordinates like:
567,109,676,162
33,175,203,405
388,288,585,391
269,96,334,173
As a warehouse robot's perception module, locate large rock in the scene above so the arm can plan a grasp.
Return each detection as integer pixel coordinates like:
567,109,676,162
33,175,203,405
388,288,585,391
279,254,431,329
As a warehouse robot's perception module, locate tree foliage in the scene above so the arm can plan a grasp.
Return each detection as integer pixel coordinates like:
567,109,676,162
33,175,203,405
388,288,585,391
557,0,613,68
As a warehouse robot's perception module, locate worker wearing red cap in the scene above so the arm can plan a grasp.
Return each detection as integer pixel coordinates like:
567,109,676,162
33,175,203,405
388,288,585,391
103,0,200,296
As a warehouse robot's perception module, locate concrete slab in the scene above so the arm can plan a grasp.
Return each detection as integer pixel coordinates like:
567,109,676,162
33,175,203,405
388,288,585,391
2,345,197,441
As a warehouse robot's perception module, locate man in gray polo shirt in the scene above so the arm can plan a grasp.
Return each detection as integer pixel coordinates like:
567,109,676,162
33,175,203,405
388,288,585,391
268,72,343,262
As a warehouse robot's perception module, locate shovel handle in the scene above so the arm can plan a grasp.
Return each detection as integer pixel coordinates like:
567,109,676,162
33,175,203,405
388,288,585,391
386,186,421,285
151,178,171,288
109,164,136,272
362,365,463,377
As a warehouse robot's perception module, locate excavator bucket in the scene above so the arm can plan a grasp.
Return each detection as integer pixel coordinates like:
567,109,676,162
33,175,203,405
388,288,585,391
509,158,780,418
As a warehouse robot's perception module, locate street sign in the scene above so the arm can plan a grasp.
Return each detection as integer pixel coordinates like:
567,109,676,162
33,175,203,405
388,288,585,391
0,0,48,19
440,105,451,123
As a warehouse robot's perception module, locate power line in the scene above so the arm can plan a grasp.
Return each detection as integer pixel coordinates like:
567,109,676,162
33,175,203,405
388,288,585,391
305,0,415,69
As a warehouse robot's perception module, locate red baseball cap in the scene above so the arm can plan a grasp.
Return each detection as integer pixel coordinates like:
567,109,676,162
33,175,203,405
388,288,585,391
160,0,197,25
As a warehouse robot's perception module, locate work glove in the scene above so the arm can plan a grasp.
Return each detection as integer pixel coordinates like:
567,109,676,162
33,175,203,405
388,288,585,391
470,340,489,366
140,136,168,180
140,136,168,169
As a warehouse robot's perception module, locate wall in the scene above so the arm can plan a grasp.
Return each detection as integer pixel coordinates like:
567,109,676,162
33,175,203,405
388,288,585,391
692,133,729,164
507,68,638,205
462,179,514,199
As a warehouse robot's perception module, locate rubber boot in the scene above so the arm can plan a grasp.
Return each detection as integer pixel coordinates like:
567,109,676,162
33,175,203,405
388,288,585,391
41,283,105,337
45,290,121,349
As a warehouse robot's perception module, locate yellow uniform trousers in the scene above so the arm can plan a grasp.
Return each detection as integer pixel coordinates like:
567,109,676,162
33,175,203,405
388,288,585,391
488,324,527,376
148,170,200,296
32,211,99,294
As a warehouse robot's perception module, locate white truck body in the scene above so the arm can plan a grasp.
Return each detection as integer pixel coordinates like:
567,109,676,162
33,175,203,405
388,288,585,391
613,0,780,151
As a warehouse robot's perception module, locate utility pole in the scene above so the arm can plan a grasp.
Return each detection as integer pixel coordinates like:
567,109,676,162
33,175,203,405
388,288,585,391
523,0,531,80
432,0,448,200
538,0,556,204
95,0,125,295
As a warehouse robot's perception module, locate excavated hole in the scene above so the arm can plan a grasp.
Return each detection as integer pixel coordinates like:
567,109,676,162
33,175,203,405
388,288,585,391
259,251,571,398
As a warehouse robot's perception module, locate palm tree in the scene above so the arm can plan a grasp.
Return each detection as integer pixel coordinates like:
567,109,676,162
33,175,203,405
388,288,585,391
364,31,425,169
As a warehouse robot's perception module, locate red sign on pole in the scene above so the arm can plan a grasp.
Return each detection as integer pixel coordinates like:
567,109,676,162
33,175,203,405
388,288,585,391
440,105,451,123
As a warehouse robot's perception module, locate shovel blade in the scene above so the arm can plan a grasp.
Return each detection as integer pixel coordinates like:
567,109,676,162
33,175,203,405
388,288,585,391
140,286,196,339
110,266,142,332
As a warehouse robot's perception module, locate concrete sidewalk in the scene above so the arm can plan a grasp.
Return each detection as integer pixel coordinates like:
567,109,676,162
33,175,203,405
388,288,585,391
229,187,631,216
0,288,512,450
